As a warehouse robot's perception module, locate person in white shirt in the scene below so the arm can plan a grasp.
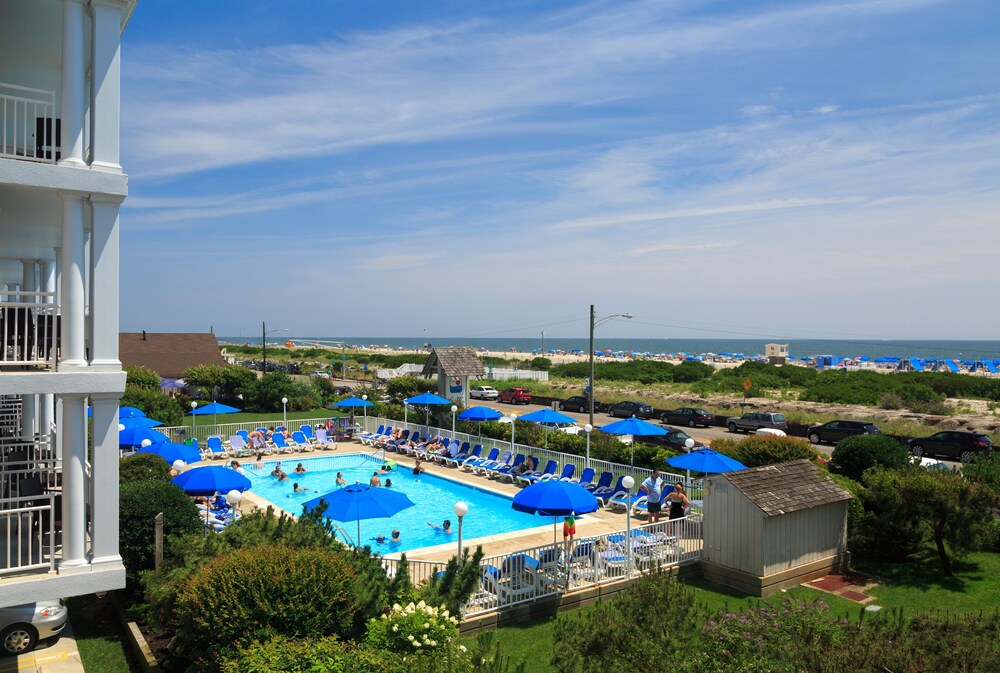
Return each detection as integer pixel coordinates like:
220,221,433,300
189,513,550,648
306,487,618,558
639,469,665,523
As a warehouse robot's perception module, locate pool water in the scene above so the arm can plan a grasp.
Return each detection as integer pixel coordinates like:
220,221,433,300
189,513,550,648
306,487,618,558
246,454,546,552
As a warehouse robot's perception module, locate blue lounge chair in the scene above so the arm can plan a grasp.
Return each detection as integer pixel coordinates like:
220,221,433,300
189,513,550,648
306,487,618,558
271,432,291,453
594,476,627,507
359,424,385,444
552,464,576,482
607,489,645,512
491,454,525,481
475,449,510,474
465,447,499,471
206,436,229,459
443,442,474,467
454,445,482,467
585,471,613,493
572,467,596,488
237,429,249,443
516,459,557,486
290,431,313,452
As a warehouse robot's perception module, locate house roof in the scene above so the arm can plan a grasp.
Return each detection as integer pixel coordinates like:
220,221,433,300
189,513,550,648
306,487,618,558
719,459,852,517
421,347,486,378
120,332,227,379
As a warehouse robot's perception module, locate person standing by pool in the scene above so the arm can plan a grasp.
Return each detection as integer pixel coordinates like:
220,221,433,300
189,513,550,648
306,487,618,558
413,457,425,476
639,469,665,523
336,471,346,486
666,482,689,520
370,472,382,487
563,511,577,556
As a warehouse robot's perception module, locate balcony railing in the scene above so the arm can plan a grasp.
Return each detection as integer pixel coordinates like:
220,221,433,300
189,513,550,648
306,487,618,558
1,446,61,576
0,293,59,368
0,82,57,163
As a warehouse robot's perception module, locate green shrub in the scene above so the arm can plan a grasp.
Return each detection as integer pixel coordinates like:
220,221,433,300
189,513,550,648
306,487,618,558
365,600,460,659
119,480,201,588
220,635,405,673
119,385,186,426
830,434,910,482
529,357,552,371
173,545,359,669
119,453,172,484
710,435,819,468
125,364,161,390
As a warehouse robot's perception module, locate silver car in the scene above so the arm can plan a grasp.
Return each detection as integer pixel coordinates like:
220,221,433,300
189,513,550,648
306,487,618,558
0,599,68,656
469,385,499,400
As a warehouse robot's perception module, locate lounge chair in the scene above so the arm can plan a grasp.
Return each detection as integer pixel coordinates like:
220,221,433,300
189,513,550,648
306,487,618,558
315,427,334,449
229,435,251,457
465,447,499,471
585,471,613,493
443,442,475,467
515,459,556,486
594,476,627,507
492,454,526,482
249,434,272,455
454,445,483,468
299,425,321,446
551,464,576,482
206,436,230,459
237,429,249,443
359,425,385,445
571,467,595,488
434,440,461,464
271,432,292,454
607,489,645,512
475,449,510,475
290,431,314,452
481,562,538,606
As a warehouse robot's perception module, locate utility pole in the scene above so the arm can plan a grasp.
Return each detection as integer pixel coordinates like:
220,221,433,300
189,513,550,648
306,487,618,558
588,304,595,429
541,330,545,355
261,321,267,374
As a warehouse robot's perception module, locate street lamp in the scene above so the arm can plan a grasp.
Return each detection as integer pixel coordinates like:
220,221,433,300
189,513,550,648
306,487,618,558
362,394,369,428
588,305,633,428
261,322,289,374
190,401,198,441
226,489,242,522
403,401,409,427
509,412,517,452
281,397,288,430
584,424,593,469
172,459,186,473
451,405,458,438
453,501,468,560
621,475,635,577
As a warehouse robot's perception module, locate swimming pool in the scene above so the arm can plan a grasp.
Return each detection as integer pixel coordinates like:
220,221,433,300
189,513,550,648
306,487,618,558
246,454,546,552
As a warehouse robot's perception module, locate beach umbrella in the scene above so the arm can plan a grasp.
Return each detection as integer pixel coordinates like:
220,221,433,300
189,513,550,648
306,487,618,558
302,483,415,547
172,465,251,496
137,441,202,465
517,408,579,448
188,401,241,429
331,396,374,409
458,406,503,440
119,426,168,449
120,415,164,429
119,406,147,419
404,392,451,425
665,448,746,474
512,480,599,547
599,417,667,466
160,378,186,390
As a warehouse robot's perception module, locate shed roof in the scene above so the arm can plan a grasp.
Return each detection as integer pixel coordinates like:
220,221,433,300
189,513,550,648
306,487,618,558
719,459,852,517
120,332,227,379
421,347,486,378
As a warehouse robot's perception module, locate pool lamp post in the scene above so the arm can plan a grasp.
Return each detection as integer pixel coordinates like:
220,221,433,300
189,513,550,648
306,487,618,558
190,401,197,441
588,305,633,428
362,394,369,428
281,397,288,430
453,501,468,561
172,459,186,474
451,405,458,438
584,424,593,469
403,401,409,427
226,489,242,522
509,412,518,452
621,475,635,577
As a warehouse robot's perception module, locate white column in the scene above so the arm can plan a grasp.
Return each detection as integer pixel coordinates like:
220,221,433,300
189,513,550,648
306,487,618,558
39,259,57,443
89,197,121,369
90,393,122,567
59,393,89,570
60,193,87,368
20,260,39,439
89,0,123,171
60,0,88,166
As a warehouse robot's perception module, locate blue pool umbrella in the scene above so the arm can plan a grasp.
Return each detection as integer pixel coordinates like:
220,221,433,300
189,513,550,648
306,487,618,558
332,396,375,408
119,426,168,449
512,480,599,545
665,448,746,474
458,406,503,422
120,416,164,429
138,441,202,465
405,392,452,425
517,408,579,448
172,466,251,496
600,417,667,465
302,483,415,546
189,401,242,428
119,406,147,419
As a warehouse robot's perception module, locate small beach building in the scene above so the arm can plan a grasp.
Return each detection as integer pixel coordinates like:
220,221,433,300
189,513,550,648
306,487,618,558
765,343,788,365
421,347,486,406
701,460,852,596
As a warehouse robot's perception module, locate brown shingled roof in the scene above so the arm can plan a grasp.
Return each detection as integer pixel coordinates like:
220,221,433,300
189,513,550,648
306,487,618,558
421,347,486,378
120,332,227,379
721,459,852,517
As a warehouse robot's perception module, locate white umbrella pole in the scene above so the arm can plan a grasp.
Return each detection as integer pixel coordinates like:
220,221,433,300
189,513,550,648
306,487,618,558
357,520,361,547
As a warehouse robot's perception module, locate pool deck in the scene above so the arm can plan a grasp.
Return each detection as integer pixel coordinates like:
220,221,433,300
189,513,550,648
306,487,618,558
232,440,660,562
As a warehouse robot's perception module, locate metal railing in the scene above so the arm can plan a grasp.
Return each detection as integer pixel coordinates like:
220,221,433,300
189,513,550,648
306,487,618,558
0,293,59,368
0,82,57,163
156,416,342,446
0,493,56,575
383,516,701,617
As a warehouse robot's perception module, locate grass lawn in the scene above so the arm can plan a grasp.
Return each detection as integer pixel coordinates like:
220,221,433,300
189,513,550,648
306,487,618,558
66,595,139,673
220,408,347,424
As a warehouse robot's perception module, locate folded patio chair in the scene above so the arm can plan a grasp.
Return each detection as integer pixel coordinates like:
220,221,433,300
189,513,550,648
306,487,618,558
206,436,230,459
585,471,614,493
570,467,595,488
465,447,499,471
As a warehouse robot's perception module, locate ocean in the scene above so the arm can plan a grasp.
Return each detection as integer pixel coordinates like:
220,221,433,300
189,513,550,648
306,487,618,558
221,337,1000,363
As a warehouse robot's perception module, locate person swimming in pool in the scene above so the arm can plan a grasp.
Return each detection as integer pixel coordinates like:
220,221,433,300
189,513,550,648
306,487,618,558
336,471,346,486
292,482,308,493
427,519,452,534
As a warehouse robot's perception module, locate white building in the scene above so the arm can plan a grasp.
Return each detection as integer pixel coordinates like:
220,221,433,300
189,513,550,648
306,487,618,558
1,0,134,607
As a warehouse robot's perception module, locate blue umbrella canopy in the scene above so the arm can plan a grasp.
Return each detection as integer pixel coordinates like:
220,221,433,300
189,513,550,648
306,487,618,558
120,416,164,429
119,426,168,448
599,417,668,438
458,406,503,422
517,408,578,426
172,466,251,496
404,392,451,406
331,396,375,408
665,448,746,474
188,402,241,416
512,480,599,517
119,406,147,419
302,483,415,546
137,441,202,465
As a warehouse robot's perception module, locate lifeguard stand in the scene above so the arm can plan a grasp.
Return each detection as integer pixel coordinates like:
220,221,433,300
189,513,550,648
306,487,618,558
766,343,788,365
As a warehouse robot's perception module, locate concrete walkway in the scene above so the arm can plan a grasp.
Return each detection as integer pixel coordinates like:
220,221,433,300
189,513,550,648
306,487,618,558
1,620,84,673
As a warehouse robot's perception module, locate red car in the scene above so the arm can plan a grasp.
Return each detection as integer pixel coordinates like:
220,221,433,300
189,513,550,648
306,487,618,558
498,387,532,404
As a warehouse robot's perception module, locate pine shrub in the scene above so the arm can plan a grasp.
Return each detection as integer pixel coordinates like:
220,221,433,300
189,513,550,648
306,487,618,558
119,480,201,587
830,434,910,482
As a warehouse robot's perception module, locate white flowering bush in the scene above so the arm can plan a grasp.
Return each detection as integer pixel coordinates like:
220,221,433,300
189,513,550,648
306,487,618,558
366,600,461,657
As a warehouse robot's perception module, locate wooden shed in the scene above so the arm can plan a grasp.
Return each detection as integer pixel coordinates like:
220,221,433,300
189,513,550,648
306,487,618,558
701,460,851,596
421,347,486,407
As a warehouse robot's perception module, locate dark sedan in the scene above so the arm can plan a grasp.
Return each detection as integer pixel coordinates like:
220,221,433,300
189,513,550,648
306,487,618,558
607,400,654,419
660,407,716,428
807,420,880,445
560,396,602,413
908,431,993,463
664,428,705,453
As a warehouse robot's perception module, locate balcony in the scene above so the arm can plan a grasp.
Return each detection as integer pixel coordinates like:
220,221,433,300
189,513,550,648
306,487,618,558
0,293,59,369
1,439,60,578
0,82,57,164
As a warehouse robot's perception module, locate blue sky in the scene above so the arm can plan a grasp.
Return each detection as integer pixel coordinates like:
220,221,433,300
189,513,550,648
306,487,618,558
119,0,1000,341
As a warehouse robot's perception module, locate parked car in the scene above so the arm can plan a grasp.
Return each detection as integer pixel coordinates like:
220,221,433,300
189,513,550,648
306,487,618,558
469,385,500,401
663,428,705,452
559,395,602,413
498,387,532,404
0,599,68,656
660,407,716,428
908,431,993,463
807,420,880,445
333,386,353,395
607,400,654,419
726,412,788,433
311,370,331,379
